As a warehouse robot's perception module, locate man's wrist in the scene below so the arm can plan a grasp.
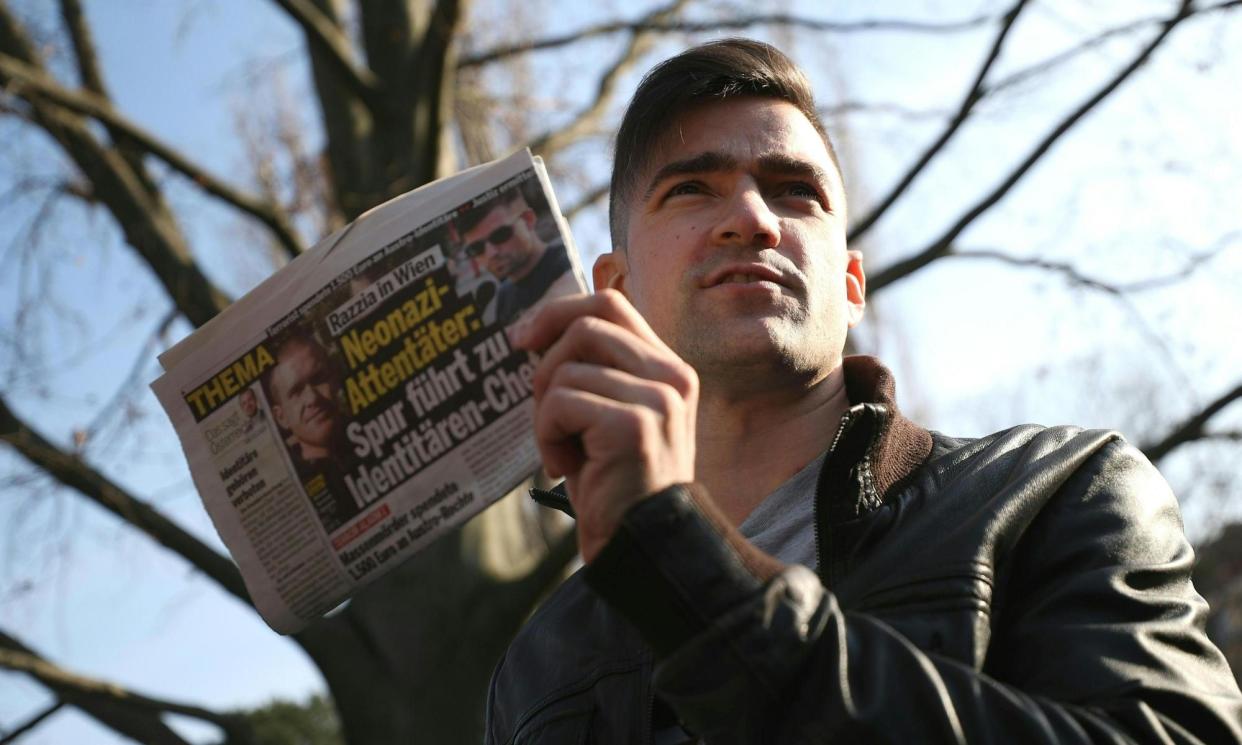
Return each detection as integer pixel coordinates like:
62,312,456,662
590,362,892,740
584,483,783,657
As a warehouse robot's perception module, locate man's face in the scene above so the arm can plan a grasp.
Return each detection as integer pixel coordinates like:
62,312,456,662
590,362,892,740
240,390,258,418
270,340,340,453
463,200,542,281
597,97,864,384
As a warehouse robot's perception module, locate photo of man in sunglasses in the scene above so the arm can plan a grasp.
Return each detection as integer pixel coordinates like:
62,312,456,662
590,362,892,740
456,184,578,327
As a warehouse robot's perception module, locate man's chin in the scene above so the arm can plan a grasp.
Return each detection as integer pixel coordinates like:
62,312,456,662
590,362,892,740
301,423,339,451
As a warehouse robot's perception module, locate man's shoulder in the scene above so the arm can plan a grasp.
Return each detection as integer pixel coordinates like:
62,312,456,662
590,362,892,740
909,423,1174,543
923,423,1132,480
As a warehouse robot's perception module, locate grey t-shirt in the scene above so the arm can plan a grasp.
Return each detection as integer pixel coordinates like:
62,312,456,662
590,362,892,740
737,450,824,570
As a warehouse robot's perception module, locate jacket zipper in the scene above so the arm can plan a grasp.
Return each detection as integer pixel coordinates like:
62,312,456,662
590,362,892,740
814,407,858,585
530,485,574,517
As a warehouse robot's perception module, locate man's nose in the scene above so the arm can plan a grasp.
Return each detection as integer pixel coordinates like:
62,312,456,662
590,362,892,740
712,184,781,249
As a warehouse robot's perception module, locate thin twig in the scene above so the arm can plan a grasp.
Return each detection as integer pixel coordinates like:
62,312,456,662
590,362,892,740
0,701,64,744
0,53,305,258
989,0,1242,96
948,245,1224,295
528,0,692,158
0,640,252,743
1144,384,1242,464
269,0,381,111
461,12,994,68
79,308,178,445
848,0,1032,243
868,0,1197,295
0,396,251,604
564,182,609,220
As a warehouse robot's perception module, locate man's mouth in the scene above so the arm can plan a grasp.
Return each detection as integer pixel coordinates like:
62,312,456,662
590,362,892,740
717,273,768,285
704,264,789,289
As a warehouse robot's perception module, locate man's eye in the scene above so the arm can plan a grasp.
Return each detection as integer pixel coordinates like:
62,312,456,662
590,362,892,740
782,182,820,199
666,181,706,197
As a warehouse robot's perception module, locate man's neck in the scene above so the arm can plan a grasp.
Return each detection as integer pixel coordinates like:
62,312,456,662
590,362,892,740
508,245,546,283
693,363,851,526
300,441,331,461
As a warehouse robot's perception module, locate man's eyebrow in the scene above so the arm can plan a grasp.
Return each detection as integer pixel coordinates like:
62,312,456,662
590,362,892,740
754,154,832,188
641,151,739,202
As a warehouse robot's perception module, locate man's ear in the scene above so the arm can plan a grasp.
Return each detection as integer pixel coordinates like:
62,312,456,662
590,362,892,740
520,208,537,230
845,249,866,328
272,403,289,431
593,251,629,296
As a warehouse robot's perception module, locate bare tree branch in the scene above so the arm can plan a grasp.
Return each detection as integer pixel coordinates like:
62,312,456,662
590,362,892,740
1203,431,1242,443
1143,384,1242,464
57,0,105,95
0,701,64,745
529,0,691,159
0,395,250,604
0,5,230,326
0,53,305,259
947,246,1223,295
460,11,993,68
0,631,254,745
409,0,465,183
0,632,195,745
564,182,609,220
270,0,381,111
989,0,1242,97
848,0,1031,244
868,0,1197,295
78,308,179,446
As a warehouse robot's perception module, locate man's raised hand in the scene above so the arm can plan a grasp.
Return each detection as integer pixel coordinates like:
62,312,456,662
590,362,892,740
513,290,698,563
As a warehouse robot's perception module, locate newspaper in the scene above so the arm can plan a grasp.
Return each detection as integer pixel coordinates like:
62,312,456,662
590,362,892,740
152,150,585,633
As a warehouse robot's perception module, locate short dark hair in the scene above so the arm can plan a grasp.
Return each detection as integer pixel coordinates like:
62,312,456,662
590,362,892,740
609,38,840,249
261,330,329,407
457,186,527,236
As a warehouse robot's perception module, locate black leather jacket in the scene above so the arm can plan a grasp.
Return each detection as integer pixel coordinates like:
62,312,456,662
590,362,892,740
486,357,1242,744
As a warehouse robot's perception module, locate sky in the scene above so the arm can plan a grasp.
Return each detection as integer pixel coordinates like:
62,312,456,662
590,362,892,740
1,0,1240,742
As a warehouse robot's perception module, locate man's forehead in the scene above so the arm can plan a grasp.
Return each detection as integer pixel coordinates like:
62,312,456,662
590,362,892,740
637,99,837,194
274,343,319,378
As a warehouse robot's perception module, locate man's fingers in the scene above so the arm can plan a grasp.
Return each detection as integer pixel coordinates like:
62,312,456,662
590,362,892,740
530,315,696,401
514,289,669,355
533,386,635,480
546,362,689,424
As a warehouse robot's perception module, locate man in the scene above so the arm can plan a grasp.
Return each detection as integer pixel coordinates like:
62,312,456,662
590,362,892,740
264,332,356,532
486,39,1242,743
458,186,577,326
238,387,266,435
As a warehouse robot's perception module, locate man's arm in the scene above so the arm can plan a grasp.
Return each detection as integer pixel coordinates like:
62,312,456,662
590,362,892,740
582,442,1242,743
516,291,1242,743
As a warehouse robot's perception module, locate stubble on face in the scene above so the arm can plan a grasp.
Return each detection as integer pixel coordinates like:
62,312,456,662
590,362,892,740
616,98,859,392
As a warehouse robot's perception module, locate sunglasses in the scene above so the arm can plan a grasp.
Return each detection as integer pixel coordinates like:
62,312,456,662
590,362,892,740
463,216,524,258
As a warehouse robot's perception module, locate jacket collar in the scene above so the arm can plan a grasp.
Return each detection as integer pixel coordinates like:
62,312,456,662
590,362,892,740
530,356,934,521
819,356,934,524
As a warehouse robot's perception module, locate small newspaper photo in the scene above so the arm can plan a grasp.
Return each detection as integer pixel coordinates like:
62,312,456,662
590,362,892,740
152,150,585,633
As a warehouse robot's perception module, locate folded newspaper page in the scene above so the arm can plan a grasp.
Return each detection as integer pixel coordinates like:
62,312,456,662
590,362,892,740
152,150,585,633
